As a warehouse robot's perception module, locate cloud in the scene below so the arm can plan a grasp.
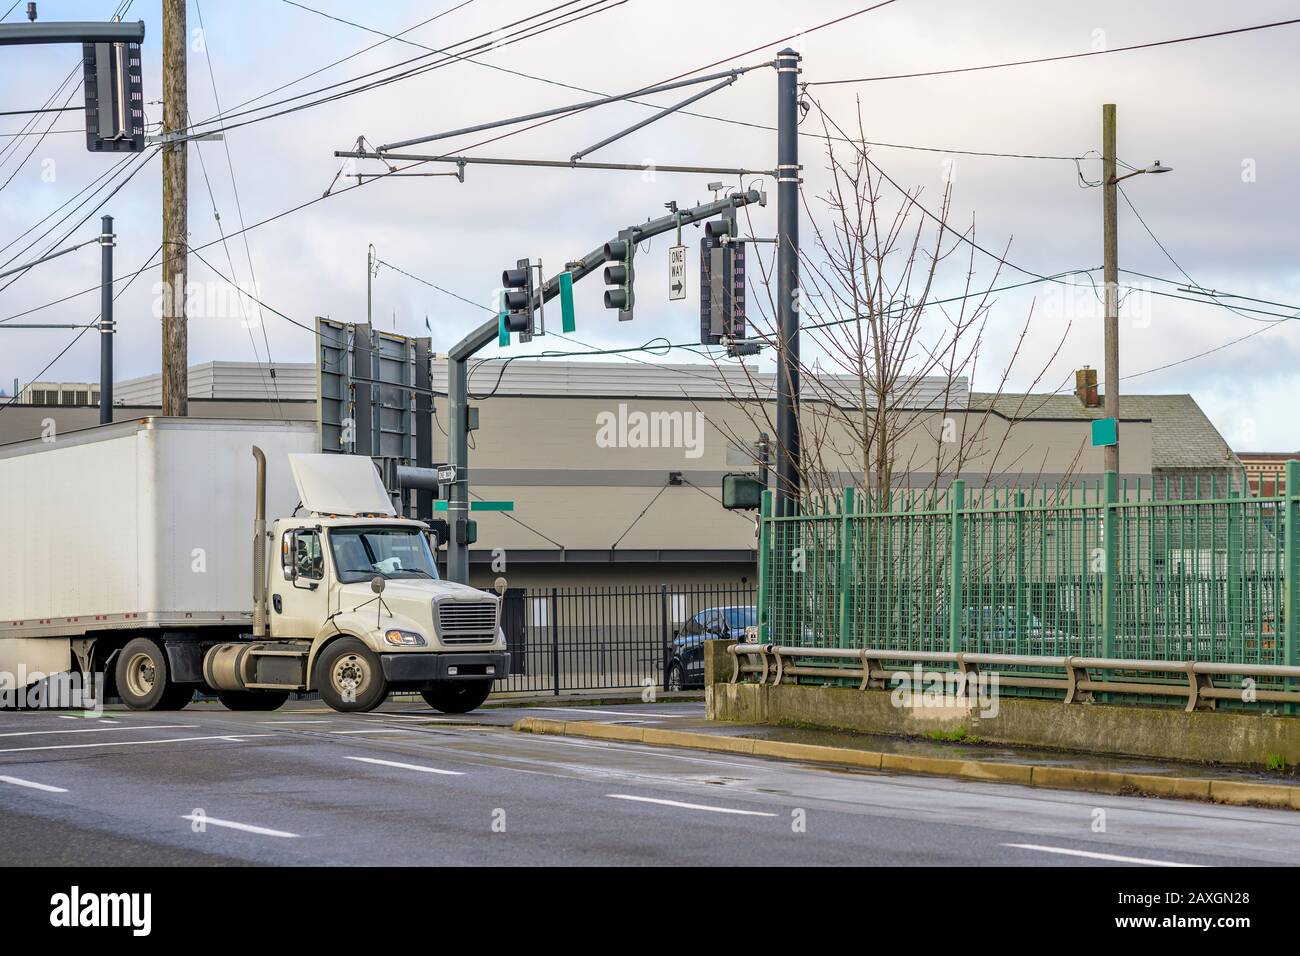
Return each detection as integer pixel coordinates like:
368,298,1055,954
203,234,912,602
2,0,1297,448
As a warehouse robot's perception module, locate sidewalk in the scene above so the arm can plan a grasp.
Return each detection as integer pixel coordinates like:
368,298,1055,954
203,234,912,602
513,713,1300,811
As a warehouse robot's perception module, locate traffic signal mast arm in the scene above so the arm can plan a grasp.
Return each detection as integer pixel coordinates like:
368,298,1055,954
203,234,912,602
443,188,764,583
449,188,765,362
0,20,145,45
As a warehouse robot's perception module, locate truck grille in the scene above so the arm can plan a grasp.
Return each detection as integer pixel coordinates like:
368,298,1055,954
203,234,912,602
437,602,497,644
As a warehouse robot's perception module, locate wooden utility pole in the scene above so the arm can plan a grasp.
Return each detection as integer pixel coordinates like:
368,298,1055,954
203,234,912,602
161,0,187,416
1102,103,1119,474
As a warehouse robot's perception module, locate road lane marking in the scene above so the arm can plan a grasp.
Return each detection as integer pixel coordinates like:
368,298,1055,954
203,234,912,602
257,720,333,725
0,724,196,739
0,733,273,754
330,728,415,735
0,775,67,793
345,756,464,776
361,712,447,720
1002,843,1204,867
535,708,693,719
181,814,299,838
607,794,777,816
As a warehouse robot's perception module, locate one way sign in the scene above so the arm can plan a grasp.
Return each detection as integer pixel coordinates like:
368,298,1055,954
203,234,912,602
668,244,687,301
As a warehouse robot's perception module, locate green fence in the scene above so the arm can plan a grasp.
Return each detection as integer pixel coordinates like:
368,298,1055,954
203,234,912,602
759,463,1300,672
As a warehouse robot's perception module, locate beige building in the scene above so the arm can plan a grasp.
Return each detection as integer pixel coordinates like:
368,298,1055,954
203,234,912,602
0,360,1241,590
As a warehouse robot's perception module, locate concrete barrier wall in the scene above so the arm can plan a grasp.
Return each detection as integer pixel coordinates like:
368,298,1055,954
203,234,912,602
703,641,1300,766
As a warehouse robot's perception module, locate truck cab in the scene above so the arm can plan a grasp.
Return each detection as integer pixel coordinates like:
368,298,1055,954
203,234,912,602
196,451,509,714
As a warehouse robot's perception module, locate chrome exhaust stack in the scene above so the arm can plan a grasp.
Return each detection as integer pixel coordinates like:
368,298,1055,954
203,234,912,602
252,445,267,638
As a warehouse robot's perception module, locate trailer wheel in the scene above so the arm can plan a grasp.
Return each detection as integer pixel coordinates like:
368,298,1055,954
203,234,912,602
316,638,387,713
116,637,192,711
420,679,494,714
216,690,290,712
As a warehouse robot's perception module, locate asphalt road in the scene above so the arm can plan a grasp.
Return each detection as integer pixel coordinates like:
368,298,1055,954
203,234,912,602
0,699,1296,866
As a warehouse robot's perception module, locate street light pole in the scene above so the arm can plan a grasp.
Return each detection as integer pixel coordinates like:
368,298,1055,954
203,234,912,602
1102,103,1120,475
775,48,802,518
99,214,114,425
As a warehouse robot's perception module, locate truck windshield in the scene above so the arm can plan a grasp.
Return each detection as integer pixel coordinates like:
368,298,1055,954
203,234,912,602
328,526,440,583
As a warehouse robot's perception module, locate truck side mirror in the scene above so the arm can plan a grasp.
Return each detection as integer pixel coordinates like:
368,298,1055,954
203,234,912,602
494,576,508,596
281,532,296,580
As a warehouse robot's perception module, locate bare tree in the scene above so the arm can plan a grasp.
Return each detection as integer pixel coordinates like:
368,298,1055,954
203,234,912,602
705,99,1075,511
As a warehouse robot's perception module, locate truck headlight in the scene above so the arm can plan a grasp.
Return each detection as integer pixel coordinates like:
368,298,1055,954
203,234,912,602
383,629,427,647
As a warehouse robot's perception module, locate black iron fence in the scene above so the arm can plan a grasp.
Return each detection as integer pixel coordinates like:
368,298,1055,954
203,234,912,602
498,583,756,695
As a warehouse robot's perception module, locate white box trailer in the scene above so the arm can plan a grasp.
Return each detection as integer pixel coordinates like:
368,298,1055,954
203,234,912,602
0,418,317,678
0,417,508,714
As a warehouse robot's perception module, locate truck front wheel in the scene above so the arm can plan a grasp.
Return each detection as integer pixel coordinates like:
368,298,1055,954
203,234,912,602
316,638,388,713
421,679,494,714
116,637,193,711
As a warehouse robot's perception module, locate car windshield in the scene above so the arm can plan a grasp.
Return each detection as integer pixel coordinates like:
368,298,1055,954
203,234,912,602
328,526,439,583
724,607,756,627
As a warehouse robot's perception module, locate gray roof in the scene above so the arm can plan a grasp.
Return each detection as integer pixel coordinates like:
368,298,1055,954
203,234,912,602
114,362,317,404
969,391,1241,472
434,360,969,409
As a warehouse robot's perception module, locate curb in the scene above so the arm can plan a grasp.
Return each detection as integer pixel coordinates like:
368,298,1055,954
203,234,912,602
511,717,1300,811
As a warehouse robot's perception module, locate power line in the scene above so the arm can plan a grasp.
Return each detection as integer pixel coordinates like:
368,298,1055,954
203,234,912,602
310,0,1087,166
182,1,624,138
0,146,159,297
0,106,80,117
208,0,479,127
192,0,283,413
1,243,161,416
811,16,1300,85
376,257,494,315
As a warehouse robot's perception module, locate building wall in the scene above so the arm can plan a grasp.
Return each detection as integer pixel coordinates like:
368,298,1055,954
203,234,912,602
0,400,316,447
435,394,1153,566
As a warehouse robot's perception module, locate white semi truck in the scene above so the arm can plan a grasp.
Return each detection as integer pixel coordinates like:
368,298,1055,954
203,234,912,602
0,418,509,713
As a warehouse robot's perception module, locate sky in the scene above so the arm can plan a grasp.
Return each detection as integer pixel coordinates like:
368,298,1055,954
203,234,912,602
1,0,1298,451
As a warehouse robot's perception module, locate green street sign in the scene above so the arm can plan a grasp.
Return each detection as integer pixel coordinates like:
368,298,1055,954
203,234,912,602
559,270,576,333
434,500,515,512
1091,417,1118,447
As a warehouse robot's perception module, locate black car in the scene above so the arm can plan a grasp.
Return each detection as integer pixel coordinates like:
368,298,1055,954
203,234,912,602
665,606,756,690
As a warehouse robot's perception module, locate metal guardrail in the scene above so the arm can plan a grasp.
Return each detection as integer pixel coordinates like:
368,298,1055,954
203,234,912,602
727,643,1300,711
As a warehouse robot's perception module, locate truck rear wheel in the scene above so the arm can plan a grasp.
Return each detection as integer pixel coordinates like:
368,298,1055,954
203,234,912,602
217,690,290,711
316,638,387,713
116,637,193,711
421,679,494,714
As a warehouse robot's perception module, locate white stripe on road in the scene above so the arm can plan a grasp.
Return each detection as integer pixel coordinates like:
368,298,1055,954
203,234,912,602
181,814,299,839
330,728,415,735
0,724,196,738
1002,843,1204,867
0,775,67,793
0,733,272,754
345,756,464,776
607,794,777,817
535,707,694,719
257,720,333,725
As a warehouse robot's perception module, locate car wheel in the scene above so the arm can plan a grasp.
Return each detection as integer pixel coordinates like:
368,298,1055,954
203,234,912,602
666,663,684,692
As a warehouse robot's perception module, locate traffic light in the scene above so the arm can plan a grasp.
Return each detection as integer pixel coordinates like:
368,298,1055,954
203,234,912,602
700,215,747,351
602,228,636,322
81,39,145,153
500,258,534,341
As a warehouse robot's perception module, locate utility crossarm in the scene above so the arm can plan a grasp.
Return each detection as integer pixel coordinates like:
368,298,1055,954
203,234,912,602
375,64,768,153
0,20,145,44
442,188,764,583
571,76,738,162
334,149,773,179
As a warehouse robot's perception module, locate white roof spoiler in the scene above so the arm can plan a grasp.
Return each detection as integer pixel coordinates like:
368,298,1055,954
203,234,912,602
287,453,395,517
